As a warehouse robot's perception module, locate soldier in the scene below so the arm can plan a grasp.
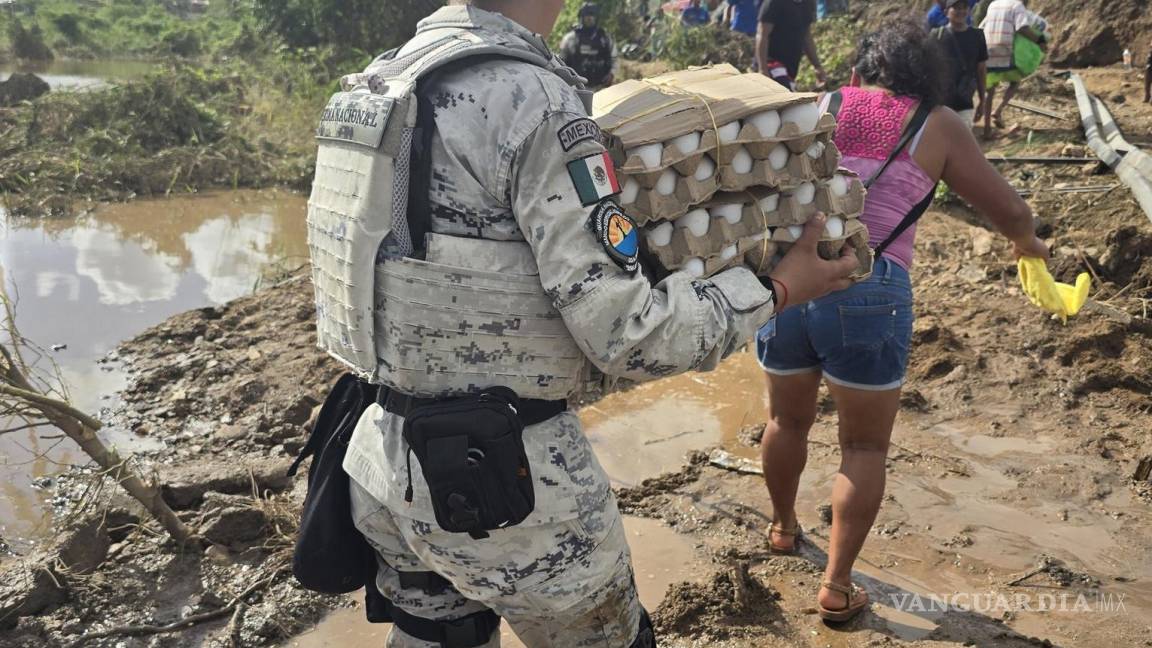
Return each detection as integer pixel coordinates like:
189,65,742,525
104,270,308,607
558,3,617,89
307,1,858,646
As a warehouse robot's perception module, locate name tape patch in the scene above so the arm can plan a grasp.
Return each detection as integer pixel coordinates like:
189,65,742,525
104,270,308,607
590,202,639,274
557,118,602,152
316,91,393,149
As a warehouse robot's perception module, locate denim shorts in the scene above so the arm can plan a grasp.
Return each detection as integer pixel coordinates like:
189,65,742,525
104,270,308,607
756,256,914,391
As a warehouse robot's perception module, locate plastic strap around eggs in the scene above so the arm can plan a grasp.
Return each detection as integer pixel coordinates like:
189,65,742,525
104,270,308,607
744,190,774,275
601,80,726,172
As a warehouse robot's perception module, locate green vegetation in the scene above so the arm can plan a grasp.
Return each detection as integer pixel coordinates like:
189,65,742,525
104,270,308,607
794,15,864,90
0,0,259,60
0,50,345,215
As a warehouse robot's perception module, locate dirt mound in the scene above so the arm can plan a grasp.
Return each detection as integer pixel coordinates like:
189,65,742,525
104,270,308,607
1098,226,1152,291
1032,0,1150,67
1043,320,1152,397
653,564,783,641
0,72,50,107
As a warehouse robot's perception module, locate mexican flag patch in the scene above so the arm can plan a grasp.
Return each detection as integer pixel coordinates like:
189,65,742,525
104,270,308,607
567,152,621,206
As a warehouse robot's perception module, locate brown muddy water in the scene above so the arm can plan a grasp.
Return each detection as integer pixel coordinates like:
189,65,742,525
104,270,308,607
0,190,308,555
0,59,154,90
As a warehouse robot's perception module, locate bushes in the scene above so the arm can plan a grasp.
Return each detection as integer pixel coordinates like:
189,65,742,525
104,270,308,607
0,62,324,216
253,0,443,58
7,20,54,61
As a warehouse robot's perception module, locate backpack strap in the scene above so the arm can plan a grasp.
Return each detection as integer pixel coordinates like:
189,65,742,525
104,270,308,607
407,54,531,257
873,181,939,257
867,101,936,257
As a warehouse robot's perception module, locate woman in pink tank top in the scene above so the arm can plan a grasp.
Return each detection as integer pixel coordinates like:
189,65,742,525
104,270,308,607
755,20,1048,622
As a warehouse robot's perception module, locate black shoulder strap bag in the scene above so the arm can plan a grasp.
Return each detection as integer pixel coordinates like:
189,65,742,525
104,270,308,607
826,90,938,257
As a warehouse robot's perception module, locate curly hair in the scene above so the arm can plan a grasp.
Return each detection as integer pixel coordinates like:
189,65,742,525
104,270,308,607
853,19,950,107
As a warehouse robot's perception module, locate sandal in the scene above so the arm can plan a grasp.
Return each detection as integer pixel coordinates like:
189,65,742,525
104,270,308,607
993,114,1007,129
767,522,801,555
818,580,869,623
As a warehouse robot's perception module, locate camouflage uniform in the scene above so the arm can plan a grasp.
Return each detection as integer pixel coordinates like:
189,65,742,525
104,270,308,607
343,6,778,646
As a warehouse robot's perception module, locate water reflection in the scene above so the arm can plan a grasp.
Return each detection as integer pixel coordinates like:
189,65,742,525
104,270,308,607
0,59,155,91
0,190,308,552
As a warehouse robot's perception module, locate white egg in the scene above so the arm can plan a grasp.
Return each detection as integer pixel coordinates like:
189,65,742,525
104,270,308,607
720,244,739,261
795,182,816,205
825,216,845,239
675,209,711,238
647,221,674,247
620,178,640,204
731,147,754,174
806,141,826,159
830,174,850,197
768,144,790,170
782,102,820,132
717,121,742,144
693,155,716,181
683,257,706,278
787,225,804,240
671,131,702,155
748,110,781,138
712,203,743,225
758,193,780,213
632,142,665,169
656,169,678,196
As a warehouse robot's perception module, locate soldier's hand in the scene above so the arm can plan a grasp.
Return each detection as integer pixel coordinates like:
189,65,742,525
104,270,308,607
769,213,858,307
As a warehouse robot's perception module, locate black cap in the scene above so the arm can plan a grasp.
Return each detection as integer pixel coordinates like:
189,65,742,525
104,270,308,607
579,3,600,17
945,0,968,8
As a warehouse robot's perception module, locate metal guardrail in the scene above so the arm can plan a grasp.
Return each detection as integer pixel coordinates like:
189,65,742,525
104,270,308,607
1069,73,1152,224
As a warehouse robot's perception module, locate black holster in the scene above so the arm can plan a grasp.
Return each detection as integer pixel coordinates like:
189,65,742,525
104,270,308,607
402,387,535,539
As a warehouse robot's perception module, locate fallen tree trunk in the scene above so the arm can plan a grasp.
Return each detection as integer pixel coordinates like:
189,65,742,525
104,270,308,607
0,298,196,547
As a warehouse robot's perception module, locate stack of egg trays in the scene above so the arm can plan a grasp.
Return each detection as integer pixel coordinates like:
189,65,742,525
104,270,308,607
643,172,873,280
614,114,839,226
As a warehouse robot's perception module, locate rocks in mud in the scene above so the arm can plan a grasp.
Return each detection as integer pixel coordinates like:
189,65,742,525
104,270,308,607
0,559,67,630
653,564,781,640
199,493,268,546
737,423,766,446
160,456,294,509
55,516,111,575
0,72,50,107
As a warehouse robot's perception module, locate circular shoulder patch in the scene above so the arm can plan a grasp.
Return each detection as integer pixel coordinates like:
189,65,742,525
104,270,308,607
590,202,639,274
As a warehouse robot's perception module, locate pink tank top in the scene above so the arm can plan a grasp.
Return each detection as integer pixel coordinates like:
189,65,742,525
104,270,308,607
829,86,936,270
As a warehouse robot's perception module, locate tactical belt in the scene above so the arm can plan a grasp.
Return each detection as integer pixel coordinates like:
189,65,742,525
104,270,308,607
379,389,567,426
366,584,501,648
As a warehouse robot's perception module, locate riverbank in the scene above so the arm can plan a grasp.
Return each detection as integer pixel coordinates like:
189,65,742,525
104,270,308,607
0,56,328,217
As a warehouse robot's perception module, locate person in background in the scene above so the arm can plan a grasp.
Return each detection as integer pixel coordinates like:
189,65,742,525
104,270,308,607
934,0,988,125
757,0,827,90
681,0,712,26
1144,47,1151,103
980,0,1045,138
558,3,618,88
755,20,1048,624
926,0,977,29
726,0,763,37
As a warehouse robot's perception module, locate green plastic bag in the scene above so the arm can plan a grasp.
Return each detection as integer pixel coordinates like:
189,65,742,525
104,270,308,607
1013,33,1045,76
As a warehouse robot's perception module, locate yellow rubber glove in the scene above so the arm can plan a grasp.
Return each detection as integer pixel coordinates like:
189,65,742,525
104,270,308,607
1017,257,1091,323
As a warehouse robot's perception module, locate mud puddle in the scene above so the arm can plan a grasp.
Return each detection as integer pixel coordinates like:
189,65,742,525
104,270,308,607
0,59,155,90
583,354,768,487
0,190,306,555
283,517,704,648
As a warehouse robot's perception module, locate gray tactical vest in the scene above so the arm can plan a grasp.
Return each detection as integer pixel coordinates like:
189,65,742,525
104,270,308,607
307,24,595,400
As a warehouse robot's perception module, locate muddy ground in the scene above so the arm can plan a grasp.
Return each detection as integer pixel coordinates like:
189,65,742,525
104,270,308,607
2,67,1151,647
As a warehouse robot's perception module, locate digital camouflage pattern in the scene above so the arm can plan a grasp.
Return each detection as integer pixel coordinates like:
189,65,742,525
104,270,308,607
348,408,639,647
343,5,781,646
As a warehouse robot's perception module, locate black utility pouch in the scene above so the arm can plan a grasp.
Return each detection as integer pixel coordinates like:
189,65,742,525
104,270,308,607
401,387,535,539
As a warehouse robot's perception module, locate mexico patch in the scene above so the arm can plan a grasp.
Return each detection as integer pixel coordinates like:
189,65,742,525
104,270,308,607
568,152,621,206
590,202,639,273
557,118,602,151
